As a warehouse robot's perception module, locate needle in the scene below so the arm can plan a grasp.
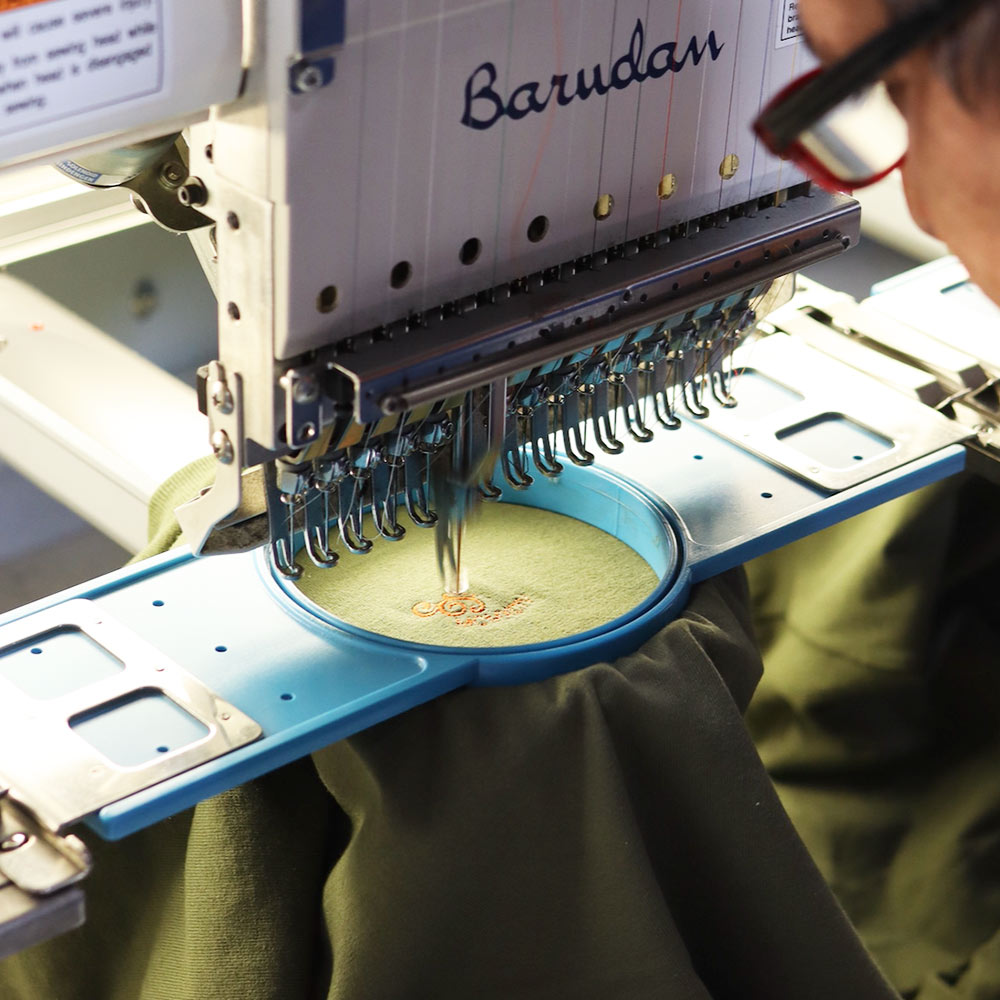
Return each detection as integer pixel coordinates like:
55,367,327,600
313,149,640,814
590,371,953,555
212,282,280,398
444,514,468,596
432,378,507,595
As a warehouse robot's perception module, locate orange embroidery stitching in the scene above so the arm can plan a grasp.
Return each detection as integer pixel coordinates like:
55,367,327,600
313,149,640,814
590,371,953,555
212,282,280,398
412,593,531,627
412,593,486,618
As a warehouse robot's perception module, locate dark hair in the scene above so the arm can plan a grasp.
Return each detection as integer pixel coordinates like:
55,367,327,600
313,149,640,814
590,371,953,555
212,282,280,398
883,0,1000,105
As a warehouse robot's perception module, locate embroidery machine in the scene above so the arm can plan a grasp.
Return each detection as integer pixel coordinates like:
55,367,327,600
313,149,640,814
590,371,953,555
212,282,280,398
0,0,994,959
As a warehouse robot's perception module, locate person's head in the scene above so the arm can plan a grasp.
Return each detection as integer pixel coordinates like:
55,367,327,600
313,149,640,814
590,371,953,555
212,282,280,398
796,0,1000,304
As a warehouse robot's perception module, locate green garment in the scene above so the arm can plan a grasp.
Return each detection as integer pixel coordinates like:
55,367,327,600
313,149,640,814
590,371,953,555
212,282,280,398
294,502,657,646
0,463,898,999
747,472,1000,998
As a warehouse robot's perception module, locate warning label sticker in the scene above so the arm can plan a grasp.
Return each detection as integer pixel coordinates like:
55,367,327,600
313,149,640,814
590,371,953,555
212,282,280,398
776,0,803,48
0,0,164,133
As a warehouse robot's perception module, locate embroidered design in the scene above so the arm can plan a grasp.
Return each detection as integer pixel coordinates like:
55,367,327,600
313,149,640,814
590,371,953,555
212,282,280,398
412,593,532,627
412,593,486,618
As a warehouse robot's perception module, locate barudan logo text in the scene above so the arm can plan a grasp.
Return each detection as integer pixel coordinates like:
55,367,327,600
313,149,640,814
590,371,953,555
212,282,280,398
461,19,725,131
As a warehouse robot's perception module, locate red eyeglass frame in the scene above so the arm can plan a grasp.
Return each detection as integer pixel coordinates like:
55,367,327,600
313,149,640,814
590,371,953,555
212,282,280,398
753,67,906,194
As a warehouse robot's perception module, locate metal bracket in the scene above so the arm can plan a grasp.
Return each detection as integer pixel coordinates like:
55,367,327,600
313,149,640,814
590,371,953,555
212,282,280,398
176,362,246,555
280,368,321,449
120,136,214,234
0,790,91,960
699,333,972,492
0,600,261,834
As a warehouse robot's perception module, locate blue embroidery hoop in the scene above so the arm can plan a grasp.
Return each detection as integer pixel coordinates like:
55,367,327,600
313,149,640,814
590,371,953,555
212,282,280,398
272,461,691,687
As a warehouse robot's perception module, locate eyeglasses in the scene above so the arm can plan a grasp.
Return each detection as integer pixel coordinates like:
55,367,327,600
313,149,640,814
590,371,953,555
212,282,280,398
753,0,989,192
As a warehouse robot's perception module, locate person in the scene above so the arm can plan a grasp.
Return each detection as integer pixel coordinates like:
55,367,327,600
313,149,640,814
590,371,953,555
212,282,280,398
794,0,1000,304
748,0,1000,996
6,1,995,996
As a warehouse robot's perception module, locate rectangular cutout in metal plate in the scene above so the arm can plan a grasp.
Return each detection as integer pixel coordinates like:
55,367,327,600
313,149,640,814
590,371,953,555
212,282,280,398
776,413,893,469
70,690,211,768
702,334,971,490
1,628,122,700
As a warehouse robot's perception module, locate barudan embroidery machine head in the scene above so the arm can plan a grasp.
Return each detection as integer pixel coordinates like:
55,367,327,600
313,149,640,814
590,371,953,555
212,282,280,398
0,0,986,957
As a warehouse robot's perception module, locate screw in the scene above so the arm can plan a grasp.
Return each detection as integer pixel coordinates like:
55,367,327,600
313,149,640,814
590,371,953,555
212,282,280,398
220,712,231,721
177,177,208,208
210,379,234,414
1,832,29,851
294,62,324,92
212,429,235,464
226,211,240,230
159,161,186,188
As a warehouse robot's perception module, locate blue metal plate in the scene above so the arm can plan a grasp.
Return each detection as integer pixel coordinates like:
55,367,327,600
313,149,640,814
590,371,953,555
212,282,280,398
0,415,966,840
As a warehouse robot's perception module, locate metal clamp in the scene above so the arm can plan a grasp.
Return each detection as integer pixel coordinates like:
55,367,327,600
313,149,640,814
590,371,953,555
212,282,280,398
0,600,261,834
176,361,246,555
280,368,321,449
0,790,91,960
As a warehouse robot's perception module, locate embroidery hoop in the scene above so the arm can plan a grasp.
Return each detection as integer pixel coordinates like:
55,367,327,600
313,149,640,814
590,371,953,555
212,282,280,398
273,462,689,686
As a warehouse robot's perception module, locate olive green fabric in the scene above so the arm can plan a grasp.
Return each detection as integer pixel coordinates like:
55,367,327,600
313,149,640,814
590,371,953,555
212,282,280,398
294,503,658,646
129,454,217,564
1,461,899,999
0,759,343,1000
747,472,1000,998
